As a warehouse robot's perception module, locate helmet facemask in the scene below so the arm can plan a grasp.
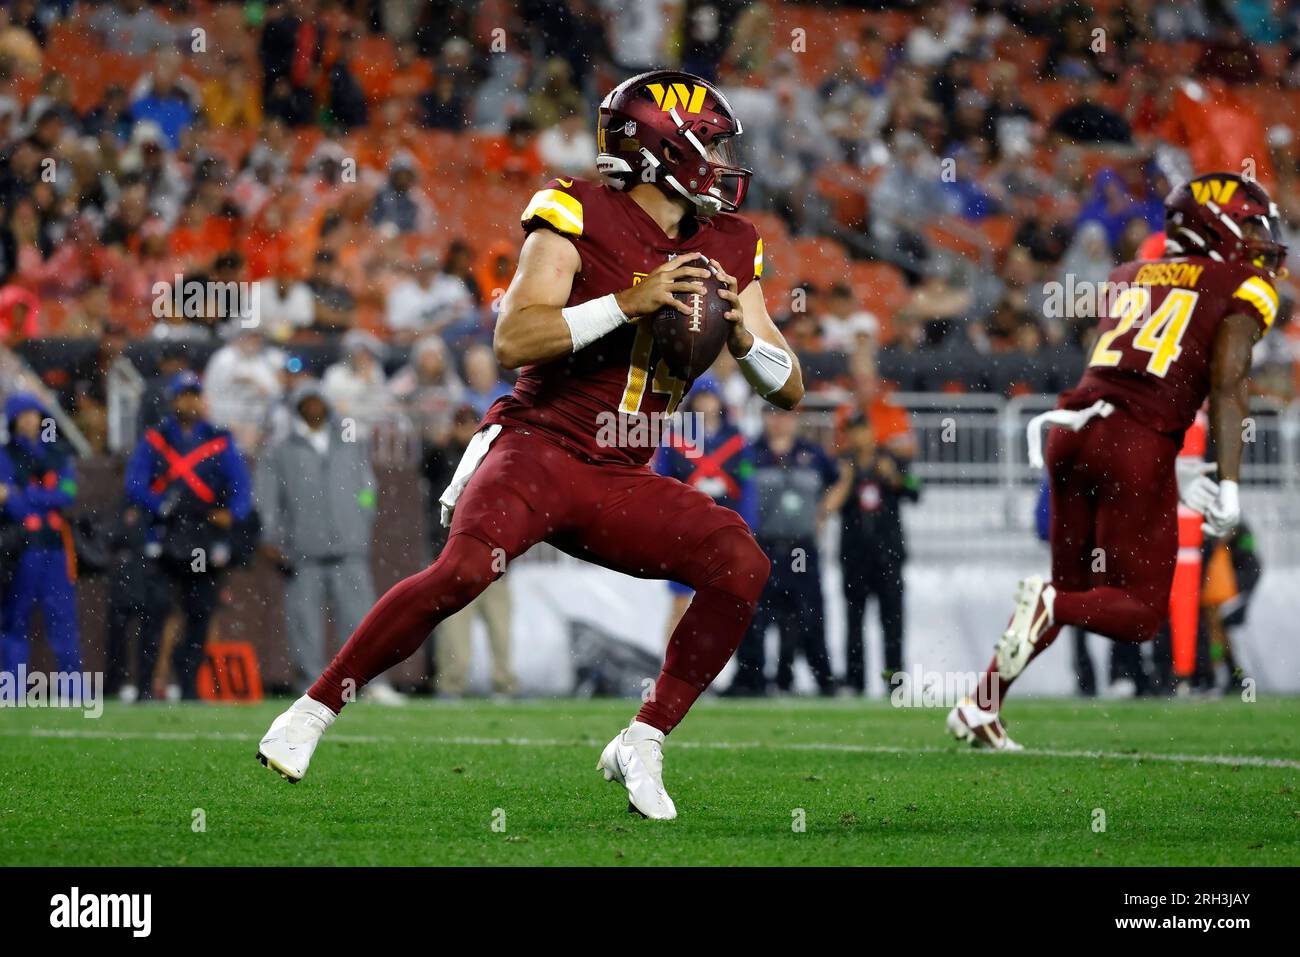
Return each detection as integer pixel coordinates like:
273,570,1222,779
656,133,751,215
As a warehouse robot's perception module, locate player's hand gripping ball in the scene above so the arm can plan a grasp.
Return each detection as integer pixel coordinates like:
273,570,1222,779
649,255,734,381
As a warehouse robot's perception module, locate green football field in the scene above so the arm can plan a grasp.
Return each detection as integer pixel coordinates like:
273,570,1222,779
2,696,1298,866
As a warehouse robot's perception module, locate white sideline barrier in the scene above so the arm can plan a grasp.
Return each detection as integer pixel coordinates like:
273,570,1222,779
450,561,1300,697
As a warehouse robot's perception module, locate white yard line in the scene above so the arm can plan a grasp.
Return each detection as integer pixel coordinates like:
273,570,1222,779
3,726,1298,770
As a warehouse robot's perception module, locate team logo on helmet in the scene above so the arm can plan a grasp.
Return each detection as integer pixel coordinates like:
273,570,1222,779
1189,179,1239,205
646,82,709,114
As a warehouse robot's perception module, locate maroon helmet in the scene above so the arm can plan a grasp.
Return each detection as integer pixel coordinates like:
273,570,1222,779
596,70,751,215
1164,172,1288,277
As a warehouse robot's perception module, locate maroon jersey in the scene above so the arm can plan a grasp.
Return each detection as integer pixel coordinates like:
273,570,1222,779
1062,256,1277,436
482,177,763,466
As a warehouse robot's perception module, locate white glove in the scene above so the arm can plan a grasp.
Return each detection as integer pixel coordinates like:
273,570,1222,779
1175,459,1219,516
1201,479,1240,538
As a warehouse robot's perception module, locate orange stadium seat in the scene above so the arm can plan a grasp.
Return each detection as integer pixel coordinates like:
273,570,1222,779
813,163,872,229
788,235,851,289
848,261,908,325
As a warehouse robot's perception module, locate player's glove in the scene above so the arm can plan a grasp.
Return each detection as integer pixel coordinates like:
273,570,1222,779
1175,459,1219,516
1201,479,1240,538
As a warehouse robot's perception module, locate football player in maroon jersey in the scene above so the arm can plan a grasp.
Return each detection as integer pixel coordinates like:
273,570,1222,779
259,72,804,819
949,172,1285,749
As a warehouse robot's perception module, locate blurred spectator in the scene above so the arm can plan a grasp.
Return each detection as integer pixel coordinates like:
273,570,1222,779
202,55,263,133
469,52,530,132
537,109,597,178
385,252,475,344
837,362,917,460
422,66,469,130
0,5,42,76
125,371,253,700
305,250,356,334
422,405,516,697
727,408,838,697
443,239,482,305
475,240,517,309
203,325,285,451
1197,22,1266,84
0,282,39,344
321,330,390,433
904,3,973,68
256,382,401,702
461,342,511,417
370,154,434,234
869,131,947,280
526,57,585,130
129,51,199,150
679,0,748,80
942,146,1001,220
232,146,288,219
125,126,187,225
602,0,682,73
1049,76,1133,145
825,412,921,693
1076,168,1153,248
389,335,466,442
822,290,881,356
1058,221,1115,291
89,0,182,56
259,0,322,126
254,272,315,341
7,0,44,48
0,393,81,687
484,117,544,181
328,32,370,131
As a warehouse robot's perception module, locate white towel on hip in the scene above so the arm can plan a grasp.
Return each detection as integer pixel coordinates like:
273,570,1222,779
438,424,502,527
1025,400,1115,470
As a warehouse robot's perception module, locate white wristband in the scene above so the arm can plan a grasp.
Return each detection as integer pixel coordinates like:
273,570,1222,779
737,336,793,397
1218,479,1239,515
561,294,627,352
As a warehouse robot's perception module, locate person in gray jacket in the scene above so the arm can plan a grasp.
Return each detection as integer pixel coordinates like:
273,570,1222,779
255,382,402,703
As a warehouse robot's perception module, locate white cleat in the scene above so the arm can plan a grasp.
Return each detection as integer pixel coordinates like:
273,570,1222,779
995,575,1056,681
946,696,1023,751
597,721,677,820
257,695,337,783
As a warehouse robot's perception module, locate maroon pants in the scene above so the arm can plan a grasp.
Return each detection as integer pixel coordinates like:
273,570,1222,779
1045,408,1180,642
311,428,770,731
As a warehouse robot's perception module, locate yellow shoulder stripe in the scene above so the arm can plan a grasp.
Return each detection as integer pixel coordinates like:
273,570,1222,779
521,188,583,236
1234,276,1278,329
753,237,764,280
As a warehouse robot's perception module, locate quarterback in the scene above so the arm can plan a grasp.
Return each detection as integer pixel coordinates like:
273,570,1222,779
949,173,1284,749
258,71,804,819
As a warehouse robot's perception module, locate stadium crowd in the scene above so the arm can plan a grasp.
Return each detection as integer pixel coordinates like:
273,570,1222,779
0,0,1290,698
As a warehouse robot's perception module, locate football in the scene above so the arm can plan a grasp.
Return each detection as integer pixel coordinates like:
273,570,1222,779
650,267,732,381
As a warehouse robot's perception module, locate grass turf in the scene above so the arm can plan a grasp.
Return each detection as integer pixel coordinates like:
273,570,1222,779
1,696,1297,866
